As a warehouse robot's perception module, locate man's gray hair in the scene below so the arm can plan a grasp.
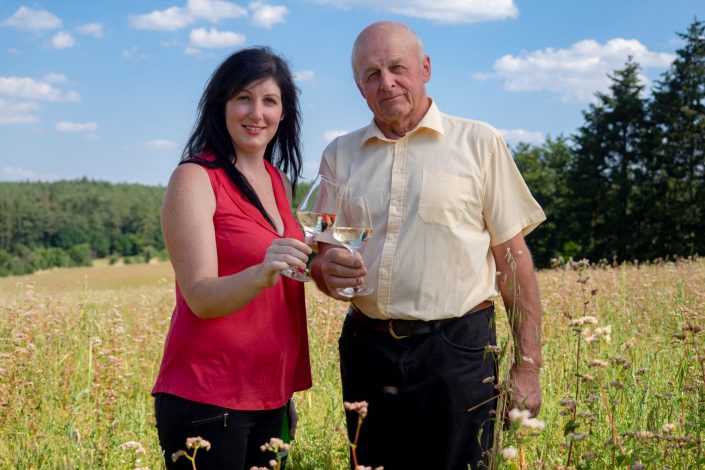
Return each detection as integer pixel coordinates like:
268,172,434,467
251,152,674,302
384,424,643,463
351,22,426,85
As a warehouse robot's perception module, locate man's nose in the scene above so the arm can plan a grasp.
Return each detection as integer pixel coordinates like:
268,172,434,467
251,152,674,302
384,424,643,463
379,70,395,90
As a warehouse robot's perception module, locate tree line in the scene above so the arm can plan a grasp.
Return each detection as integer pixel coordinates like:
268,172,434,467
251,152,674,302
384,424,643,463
515,18,704,268
0,178,165,276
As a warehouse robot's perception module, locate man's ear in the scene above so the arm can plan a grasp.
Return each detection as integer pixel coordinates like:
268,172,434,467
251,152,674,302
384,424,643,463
423,55,431,83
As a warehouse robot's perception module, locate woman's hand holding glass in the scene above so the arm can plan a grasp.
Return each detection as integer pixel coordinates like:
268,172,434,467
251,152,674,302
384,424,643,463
261,238,312,287
280,175,340,282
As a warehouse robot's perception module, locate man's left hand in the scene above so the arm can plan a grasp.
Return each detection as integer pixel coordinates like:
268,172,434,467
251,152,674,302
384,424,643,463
509,363,541,417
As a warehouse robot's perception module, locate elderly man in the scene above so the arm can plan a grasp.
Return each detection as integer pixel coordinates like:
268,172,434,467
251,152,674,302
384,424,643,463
311,21,545,469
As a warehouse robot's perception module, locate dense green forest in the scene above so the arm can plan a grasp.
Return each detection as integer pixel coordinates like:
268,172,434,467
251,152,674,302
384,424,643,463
0,179,165,276
0,19,701,276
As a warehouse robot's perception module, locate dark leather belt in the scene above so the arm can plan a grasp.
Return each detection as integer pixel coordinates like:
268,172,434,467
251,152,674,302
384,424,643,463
349,300,493,339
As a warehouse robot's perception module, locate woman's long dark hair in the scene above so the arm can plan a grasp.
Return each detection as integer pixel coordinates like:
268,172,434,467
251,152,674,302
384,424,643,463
181,46,303,229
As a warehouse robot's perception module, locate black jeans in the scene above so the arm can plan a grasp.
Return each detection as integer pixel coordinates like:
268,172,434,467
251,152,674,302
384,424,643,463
154,393,285,470
339,306,498,470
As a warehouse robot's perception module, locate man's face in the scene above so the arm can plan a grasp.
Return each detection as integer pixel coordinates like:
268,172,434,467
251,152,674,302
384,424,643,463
353,25,430,128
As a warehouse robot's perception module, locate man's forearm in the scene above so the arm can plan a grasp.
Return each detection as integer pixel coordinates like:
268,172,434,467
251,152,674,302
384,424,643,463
492,236,543,369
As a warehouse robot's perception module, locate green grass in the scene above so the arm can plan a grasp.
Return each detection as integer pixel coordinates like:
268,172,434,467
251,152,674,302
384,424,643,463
0,259,703,469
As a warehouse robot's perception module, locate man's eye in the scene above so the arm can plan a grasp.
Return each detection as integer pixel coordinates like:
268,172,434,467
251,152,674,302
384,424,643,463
366,71,379,81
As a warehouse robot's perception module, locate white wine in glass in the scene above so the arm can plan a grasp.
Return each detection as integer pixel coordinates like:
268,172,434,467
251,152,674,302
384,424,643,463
281,175,339,282
333,192,374,298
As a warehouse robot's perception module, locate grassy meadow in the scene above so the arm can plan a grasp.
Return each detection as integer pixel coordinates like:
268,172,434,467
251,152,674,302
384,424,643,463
0,258,703,469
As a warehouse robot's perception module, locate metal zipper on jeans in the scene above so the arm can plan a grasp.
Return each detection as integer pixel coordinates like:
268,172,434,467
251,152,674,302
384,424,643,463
191,411,229,427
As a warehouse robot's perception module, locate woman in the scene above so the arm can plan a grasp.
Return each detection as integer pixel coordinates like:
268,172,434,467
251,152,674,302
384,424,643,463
152,47,312,469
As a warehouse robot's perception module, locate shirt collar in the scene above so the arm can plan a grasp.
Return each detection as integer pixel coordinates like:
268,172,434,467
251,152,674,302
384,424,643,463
360,99,445,147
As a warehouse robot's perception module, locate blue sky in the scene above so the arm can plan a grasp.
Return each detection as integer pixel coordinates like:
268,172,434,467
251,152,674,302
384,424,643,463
1,0,702,185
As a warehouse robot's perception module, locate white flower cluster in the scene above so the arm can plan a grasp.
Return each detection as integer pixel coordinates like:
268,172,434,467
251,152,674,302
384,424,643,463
508,408,546,430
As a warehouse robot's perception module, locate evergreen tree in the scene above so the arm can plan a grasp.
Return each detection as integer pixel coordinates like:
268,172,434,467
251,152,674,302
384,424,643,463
569,59,649,262
648,17,705,258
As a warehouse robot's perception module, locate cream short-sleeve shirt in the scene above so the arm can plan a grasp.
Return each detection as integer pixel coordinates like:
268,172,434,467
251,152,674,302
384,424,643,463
318,101,546,320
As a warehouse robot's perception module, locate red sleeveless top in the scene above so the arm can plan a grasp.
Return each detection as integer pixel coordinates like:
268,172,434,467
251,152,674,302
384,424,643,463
152,159,312,410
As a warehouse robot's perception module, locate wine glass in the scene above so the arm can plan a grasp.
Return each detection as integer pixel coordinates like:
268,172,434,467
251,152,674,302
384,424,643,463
333,191,374,298
280,175,339,282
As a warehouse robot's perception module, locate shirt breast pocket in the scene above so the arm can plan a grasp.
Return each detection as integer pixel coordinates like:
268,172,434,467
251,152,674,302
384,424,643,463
418,171,474,228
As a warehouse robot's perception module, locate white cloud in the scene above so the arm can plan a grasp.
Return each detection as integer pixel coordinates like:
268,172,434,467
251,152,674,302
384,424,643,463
76,23,104,38
188,0,248,22
0,166,57,181
122,46,149,60
324,130,348,142
483,38,675,102
0,99,41,125
51,31,75,49
8,48,21,55
130,6,192,31
312,0,517,24
189,28,246,48
55,121,98,132
130,0,247,31
146,139,179,150
1,6,62,32
295,70,315,81
500,128,544,144
0,76,80,102
250,1,288,28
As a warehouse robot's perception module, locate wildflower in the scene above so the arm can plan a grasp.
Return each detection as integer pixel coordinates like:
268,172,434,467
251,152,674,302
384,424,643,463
580,373,595,382
481,376,495,384
507,408,545,430
589,359,608,368
344,401,369,418
523,417,546,430
508,408,531,423
636,431,655,439
119,441,146,454
569,316,598,328
171,450,186,463
186,436,212,451
581,451,597,461
259,437,290,453
662,423,677,434
568,432,586,441
501,446,518,460
559,398,577,409
485,345,502,354
609,380,624,389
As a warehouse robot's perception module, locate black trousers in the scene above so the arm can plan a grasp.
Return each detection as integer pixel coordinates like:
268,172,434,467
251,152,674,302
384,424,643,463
338,306,498,470
154,393,285,470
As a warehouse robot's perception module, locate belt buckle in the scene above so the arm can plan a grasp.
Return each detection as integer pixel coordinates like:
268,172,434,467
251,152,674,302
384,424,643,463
388,320,410,340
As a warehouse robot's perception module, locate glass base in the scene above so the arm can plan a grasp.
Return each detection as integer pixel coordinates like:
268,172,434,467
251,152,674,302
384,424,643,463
280,267,310,282
337,285,373,298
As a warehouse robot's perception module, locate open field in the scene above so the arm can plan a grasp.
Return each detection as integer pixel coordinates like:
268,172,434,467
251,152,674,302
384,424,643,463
0,259,703,469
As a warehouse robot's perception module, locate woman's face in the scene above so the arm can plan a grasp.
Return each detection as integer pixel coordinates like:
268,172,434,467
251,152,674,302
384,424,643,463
225,77,284,160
